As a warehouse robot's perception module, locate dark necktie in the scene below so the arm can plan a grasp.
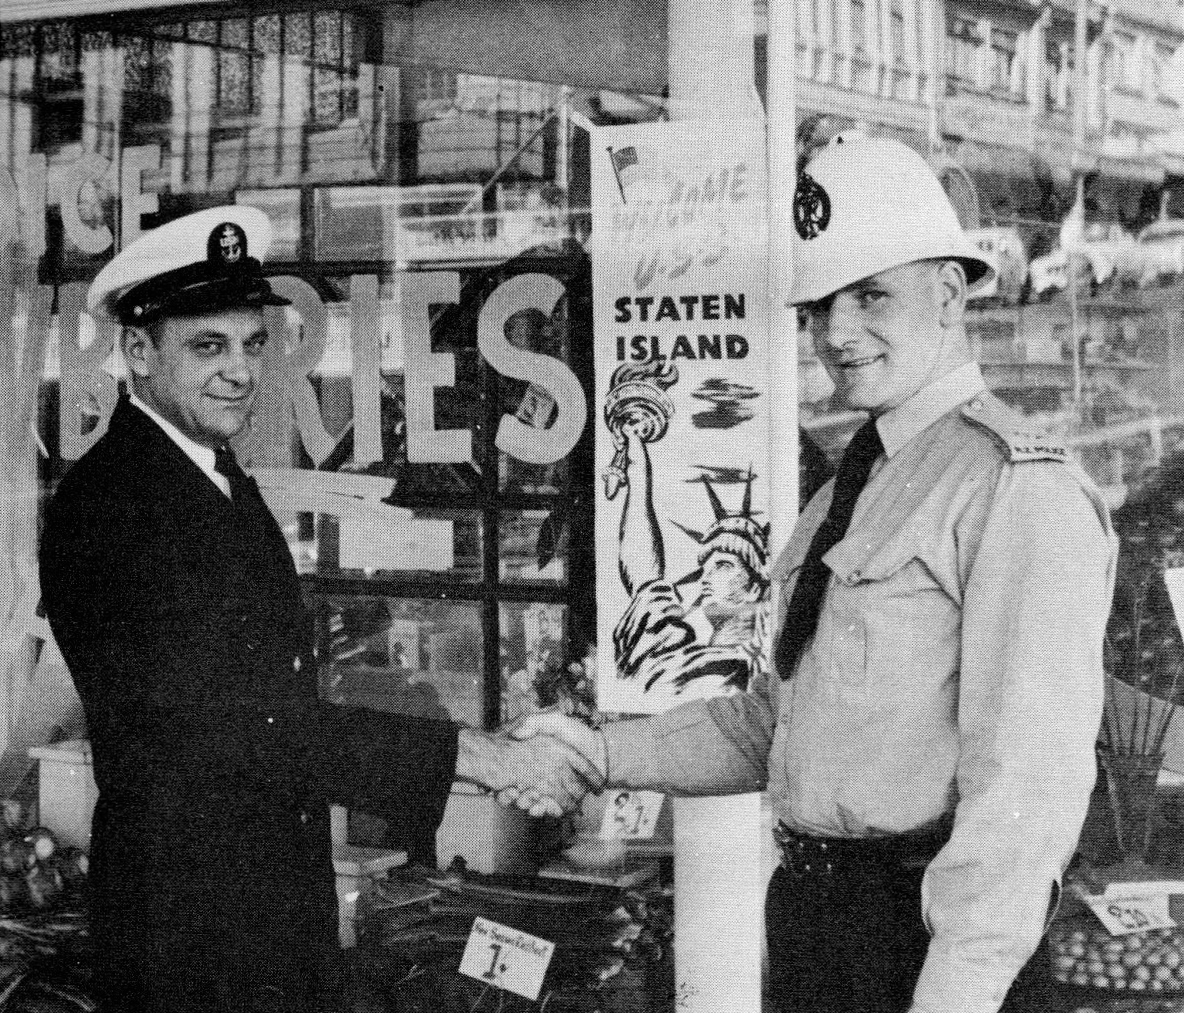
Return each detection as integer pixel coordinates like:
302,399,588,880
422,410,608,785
214,444,254,504
775,418,884,679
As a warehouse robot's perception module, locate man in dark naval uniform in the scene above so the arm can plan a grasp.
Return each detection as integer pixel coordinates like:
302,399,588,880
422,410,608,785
39,206,600,1013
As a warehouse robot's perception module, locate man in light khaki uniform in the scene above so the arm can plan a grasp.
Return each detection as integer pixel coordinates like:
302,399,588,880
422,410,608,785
514,135,1118,1013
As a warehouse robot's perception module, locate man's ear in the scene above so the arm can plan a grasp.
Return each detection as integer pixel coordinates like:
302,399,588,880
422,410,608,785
121,326,155,379
935,260,968,328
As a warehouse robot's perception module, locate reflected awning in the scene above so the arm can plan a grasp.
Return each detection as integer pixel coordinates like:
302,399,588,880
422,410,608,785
2,0,225,20
1,0,669,95
1094,153,1166,186
950,141,1073,225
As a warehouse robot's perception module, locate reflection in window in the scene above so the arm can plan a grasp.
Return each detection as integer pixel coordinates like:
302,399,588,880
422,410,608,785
499,510,568,585
946,16,981,89
318,596,483,726
500,602,570,725
1152,44,1173,100
890,1,906,64
15,11,599,736
989,28,1017,92
851,0,868,57
40,22,81,91
272,503,482,583
415,72,559,183
78,12,373,188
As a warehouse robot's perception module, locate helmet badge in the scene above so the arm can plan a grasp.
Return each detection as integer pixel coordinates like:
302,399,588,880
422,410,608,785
793,172,831,241
209,222,247,265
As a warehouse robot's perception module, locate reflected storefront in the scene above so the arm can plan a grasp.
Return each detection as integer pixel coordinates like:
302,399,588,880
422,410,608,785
3,0,1184,1010
4,8,616,738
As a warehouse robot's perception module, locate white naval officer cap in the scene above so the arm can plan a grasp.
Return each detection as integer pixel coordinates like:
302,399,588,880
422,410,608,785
87,205,289,326
788,134,995,305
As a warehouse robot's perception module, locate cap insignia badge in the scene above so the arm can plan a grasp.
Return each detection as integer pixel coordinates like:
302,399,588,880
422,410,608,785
209,222,247,265
793,172,831,241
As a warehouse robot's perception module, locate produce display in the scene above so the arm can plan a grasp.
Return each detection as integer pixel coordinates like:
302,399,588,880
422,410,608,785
0,817,92,1013
1049,916,1184,992
355,863,673,1012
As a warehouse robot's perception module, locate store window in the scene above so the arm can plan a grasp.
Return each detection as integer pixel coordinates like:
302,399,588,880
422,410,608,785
6,8,635,735
946,15,981,91
1153,42,1176,105
888,0,912,97
988,27,1018,94
1111,32,1134,92
851,0,872,89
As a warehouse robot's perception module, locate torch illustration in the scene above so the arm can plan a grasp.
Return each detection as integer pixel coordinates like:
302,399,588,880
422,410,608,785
602,360,679,500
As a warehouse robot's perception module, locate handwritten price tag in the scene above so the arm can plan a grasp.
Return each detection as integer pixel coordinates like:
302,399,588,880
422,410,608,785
1087,893,1178,936
600,790,665,840
458,917,555,1001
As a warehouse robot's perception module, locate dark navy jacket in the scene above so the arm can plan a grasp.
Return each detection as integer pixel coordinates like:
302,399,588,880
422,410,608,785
39,397,459,1012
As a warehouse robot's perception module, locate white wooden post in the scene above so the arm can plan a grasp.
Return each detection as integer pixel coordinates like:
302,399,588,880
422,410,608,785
665,2,770,1010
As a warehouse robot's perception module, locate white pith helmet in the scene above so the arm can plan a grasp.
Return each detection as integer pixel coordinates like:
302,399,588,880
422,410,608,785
788,134,995,305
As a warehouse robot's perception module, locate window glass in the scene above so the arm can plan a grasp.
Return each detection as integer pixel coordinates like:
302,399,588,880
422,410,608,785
317,595,483,725
499,510,568,585
989,27,1017,92
12,12,622,731
946,15,980,88
499,601,570,725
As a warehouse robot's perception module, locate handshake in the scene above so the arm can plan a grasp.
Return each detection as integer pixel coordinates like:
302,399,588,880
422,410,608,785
458,712,609,819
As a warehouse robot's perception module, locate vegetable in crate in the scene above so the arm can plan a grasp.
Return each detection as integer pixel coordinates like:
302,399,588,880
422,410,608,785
23,830,56,865
0,875,28,911
25,864,63,910
1049,918,1184,991
0,839,33,876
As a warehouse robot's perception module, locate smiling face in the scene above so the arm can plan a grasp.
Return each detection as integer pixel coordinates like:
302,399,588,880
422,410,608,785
123,308,267,447
802,259,969,416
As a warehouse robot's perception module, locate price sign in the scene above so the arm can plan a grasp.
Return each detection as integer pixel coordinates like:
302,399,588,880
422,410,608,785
600,790,665,840
458,917,555,1001
1086,893,1177,936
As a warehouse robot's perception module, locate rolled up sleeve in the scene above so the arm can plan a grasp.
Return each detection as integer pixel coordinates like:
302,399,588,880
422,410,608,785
603,665,776,795
912,463,1117,1013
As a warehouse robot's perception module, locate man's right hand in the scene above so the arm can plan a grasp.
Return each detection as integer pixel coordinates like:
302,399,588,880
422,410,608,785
454,726,605,818
494,712,609,817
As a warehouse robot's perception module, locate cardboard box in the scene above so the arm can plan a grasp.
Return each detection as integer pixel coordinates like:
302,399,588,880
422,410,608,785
28,739,96,849
333,845,407,948
436,782,535,874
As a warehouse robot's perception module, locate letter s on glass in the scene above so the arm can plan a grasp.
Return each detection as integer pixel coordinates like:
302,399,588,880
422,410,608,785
477,274,588,466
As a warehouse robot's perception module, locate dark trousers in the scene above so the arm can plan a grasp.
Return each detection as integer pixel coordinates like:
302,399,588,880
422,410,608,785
765,860,1051,1013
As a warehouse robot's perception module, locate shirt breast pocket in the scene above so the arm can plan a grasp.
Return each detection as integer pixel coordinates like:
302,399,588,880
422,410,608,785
817,537,955,700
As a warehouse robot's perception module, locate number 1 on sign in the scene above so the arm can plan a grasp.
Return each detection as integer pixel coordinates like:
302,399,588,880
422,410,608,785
459,917,555,1002
483,942,504,980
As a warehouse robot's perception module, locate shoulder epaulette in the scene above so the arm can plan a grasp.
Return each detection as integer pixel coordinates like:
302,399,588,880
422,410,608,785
959,393,1068,463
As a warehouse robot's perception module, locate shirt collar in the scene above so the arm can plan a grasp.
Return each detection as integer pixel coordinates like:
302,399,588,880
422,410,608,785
127,390,219,478
874,362,987,459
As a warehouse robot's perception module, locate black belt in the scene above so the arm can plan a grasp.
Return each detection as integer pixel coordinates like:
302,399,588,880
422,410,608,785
774,816,952,881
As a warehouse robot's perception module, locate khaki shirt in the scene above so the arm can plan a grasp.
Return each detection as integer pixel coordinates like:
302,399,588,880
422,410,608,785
604,363,1118,1013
